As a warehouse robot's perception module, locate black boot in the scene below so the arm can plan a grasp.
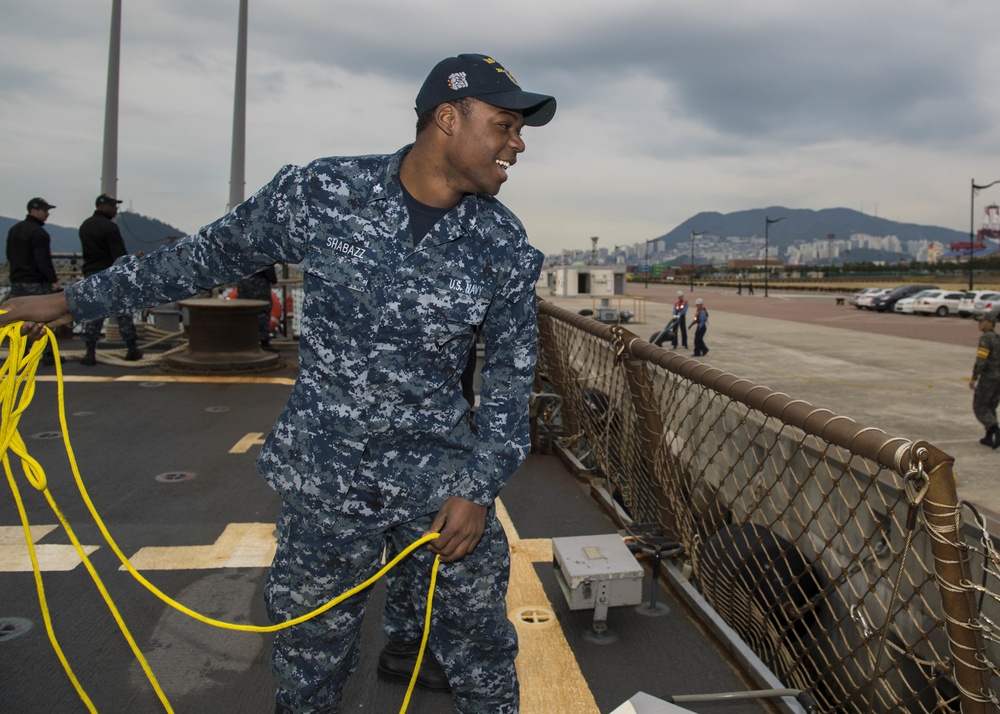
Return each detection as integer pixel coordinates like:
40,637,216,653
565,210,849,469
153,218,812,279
124,340,143,361
377,641,451,692
260,339,279,353
80,342,97,366
991,425,1000,450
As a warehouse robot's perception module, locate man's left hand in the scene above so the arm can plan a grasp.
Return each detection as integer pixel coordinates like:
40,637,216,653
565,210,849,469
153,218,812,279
425,496,488,563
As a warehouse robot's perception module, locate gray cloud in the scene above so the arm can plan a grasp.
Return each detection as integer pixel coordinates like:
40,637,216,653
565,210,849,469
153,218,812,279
2,0,999,254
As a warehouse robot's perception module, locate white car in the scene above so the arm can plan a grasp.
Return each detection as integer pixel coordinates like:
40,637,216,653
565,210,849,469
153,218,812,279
959,290,994,318
849,287,882,308
911,290,965,317
972,292,1000,320
894,290,934,314
855,288,892,310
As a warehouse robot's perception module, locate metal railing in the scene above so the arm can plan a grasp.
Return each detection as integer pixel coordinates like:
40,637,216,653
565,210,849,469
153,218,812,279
533,297,999,713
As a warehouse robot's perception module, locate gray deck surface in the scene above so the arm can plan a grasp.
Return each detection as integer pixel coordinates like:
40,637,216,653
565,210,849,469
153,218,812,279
1,335,767,713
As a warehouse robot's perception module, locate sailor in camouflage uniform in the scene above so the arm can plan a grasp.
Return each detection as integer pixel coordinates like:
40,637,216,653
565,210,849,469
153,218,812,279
971,308,1000,448
0,54,555,713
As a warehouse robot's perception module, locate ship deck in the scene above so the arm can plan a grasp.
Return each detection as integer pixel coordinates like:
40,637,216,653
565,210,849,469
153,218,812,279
1,336,770,713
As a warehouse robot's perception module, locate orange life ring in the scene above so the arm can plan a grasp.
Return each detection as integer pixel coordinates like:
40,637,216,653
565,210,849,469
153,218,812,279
226,288,283,333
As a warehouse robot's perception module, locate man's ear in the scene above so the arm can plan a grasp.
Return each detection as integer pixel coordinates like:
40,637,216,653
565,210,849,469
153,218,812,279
435,102,458,136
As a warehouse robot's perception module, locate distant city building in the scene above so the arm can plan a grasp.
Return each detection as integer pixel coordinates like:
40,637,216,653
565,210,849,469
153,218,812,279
544,226,966,268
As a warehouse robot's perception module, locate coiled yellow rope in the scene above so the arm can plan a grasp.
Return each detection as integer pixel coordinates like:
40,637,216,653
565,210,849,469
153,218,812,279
1,319,440,713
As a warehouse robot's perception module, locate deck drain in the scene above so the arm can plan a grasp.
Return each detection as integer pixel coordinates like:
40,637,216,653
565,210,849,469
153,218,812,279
31,432,62,440
140,382,166,388
73,411,96,417
511,606,557,629
155,471,196,483
0,618,34,642
205,406,231,413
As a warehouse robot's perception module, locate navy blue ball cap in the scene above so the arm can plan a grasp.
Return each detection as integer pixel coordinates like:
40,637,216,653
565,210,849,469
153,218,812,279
27,197,55,211
415,54,556,127
95,193,123,207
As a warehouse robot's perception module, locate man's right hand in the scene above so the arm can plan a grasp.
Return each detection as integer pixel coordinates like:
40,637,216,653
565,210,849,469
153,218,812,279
0,293,73,339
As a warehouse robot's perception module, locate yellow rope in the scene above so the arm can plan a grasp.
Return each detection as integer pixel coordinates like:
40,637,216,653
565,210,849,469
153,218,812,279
1,319,441,712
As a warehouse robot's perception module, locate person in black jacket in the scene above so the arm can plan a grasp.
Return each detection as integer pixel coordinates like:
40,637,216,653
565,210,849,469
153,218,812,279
78,193,142,364
235,265,279,352
6,197,61,365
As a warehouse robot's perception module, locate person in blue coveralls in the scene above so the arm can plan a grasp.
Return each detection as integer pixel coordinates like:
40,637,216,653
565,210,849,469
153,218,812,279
0,53,556,714
690,297,709,357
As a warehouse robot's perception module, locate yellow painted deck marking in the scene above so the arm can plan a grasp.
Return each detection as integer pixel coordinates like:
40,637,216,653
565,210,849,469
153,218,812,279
0,525,99,572
125,523,276,570
230,432,267,453
496,499,600,714
32,375,296,385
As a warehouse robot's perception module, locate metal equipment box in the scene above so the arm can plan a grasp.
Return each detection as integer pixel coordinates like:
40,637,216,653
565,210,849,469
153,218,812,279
552,534,644,611
594,306,619,324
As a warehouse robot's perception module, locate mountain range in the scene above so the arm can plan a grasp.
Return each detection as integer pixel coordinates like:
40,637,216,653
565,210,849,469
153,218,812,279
0,211,185,256
2,205,972,261
653,206,968,251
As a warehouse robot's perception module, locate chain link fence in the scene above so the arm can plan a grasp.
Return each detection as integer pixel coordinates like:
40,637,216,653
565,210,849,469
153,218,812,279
533,298,1000,713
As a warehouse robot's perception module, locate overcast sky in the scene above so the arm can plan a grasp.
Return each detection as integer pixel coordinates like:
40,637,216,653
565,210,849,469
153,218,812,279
2,0,999,256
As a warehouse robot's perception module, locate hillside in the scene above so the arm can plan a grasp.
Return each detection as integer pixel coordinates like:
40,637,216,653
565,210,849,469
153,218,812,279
0,211,185,255
654,206,967,251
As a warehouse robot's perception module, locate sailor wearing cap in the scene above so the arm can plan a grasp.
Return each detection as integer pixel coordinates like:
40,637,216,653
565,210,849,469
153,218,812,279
0,53,558,712
971,307,1000,448
5,197,60,364
78,193,143,364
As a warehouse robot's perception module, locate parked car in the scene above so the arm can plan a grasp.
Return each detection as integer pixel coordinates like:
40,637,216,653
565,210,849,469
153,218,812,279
972,292,1000,320
912,290,966,317
958,290,993,318
872,285,938,312
849,287,883,308
856,288,892,310
894,290,935,314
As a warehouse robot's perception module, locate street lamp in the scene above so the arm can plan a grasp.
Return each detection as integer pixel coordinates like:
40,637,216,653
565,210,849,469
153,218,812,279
644,239,653,288
970,179,1000,290
690,231,703,293
764,216,785,298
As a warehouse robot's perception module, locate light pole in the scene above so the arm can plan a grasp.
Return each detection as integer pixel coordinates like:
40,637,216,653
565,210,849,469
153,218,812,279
764,216,785,298
970,179,1000,290
644,239,655,288
690,231,703,293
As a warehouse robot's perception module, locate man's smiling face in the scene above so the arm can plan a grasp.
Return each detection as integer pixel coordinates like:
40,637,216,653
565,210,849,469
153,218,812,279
446,98,526,198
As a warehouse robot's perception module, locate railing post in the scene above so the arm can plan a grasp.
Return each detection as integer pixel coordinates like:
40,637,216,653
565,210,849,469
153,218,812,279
919,443,993,713
613,326,680,539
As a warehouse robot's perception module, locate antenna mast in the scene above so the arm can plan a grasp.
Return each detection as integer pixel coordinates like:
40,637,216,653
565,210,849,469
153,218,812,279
228,0,249,210
101,0,122,197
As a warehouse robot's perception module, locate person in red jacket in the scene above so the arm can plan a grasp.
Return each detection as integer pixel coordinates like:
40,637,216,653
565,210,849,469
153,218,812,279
670,289,689,349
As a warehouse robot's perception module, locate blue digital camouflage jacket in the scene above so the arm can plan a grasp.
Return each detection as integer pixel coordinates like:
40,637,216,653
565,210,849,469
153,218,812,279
65,146,544,526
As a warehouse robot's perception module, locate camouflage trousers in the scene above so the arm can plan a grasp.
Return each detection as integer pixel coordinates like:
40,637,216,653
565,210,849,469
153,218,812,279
974,376,1000,430
9,282,58,360
236,273,274,341
265,501,518,714
81,313,138,343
